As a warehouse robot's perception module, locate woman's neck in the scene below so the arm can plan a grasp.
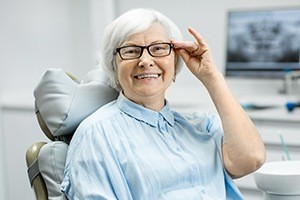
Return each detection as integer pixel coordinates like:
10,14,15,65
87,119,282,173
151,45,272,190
123,91,165,111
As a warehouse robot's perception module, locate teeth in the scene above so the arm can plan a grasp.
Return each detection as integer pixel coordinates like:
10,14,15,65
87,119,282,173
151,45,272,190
135,74,160,79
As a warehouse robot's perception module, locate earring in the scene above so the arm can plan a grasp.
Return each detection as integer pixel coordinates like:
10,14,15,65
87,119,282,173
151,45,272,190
172,76,176,83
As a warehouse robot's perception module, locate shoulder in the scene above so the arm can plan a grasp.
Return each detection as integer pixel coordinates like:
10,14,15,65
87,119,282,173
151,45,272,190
172,110,222,134
172,110,220,124
65,100,119,160
76,100,119,132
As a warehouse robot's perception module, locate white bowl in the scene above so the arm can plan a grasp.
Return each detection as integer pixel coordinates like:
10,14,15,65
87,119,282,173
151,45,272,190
254,161,300,195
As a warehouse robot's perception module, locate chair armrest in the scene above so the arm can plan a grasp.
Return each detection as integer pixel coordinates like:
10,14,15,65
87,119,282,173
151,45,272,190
26,142,48,200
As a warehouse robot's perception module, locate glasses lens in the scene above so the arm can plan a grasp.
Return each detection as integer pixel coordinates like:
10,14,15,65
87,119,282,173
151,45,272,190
120,46,141,59
149,43,171,57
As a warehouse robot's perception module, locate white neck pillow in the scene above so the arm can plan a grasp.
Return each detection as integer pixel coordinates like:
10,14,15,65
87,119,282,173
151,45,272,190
34,68,118,137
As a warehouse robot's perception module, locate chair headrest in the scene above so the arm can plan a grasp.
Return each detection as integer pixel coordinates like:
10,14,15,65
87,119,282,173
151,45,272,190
34,68,118,140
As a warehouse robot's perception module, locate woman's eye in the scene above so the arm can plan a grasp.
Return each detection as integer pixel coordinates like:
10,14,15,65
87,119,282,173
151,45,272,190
153,46,164,51
151,45,167,52
123,47,140,55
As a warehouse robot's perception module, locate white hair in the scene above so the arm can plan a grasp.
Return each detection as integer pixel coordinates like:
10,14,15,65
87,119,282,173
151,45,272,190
100,8,183,91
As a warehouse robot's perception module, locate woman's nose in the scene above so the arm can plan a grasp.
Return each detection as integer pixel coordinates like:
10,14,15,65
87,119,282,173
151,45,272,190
138,49,154,68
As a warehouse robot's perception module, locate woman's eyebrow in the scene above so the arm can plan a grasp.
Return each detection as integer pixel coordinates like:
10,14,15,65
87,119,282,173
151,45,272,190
121,40,168,46
121,42,137,46
150,40,166,44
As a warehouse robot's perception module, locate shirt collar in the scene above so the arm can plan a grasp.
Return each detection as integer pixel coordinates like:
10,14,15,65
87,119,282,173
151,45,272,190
117,92,174,127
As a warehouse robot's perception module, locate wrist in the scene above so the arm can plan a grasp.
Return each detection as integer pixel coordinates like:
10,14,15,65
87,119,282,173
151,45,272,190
200,71,224,88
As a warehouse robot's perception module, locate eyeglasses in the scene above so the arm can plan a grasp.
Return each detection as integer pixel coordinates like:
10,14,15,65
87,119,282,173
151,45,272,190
115,42,174,60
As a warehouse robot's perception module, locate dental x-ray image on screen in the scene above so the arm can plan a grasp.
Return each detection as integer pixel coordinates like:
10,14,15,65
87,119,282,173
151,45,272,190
225,8,300,78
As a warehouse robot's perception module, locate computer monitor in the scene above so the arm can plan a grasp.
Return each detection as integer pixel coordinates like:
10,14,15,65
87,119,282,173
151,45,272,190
225,7,300,79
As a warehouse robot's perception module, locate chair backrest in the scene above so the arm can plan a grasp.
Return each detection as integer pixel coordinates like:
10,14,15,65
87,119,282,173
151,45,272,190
26,68,118,200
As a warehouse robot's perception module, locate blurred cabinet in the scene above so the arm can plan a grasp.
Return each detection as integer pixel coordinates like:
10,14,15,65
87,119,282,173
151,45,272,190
235,107,300,200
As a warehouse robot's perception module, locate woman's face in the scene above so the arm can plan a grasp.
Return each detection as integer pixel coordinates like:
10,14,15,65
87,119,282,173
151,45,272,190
116,23,176,108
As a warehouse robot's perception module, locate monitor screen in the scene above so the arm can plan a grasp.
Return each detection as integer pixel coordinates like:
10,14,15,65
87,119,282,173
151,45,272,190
225,7,300,79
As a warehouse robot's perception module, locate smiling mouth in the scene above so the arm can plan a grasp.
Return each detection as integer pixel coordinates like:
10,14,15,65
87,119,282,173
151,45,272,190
134,73,161,80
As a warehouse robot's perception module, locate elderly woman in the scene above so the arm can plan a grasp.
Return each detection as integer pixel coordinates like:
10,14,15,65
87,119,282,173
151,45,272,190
61,8,265,200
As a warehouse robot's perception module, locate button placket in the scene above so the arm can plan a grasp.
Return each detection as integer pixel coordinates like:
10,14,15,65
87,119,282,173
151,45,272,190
157,114,169,135
157,115,182,152
192,163,201,184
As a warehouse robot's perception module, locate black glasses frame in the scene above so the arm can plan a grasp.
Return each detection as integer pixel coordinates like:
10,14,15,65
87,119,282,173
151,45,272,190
115,42,174,60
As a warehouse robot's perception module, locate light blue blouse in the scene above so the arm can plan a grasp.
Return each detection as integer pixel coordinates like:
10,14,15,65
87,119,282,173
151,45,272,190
61,93,244,200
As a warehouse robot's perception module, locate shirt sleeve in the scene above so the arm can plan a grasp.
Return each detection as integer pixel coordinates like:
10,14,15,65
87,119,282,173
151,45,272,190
61,123,132,200
181,111,224,137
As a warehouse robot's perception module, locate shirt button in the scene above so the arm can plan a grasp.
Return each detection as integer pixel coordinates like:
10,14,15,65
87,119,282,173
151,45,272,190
192,164,199,170
159,123,166,131
201,189,206,194
176,147,181,151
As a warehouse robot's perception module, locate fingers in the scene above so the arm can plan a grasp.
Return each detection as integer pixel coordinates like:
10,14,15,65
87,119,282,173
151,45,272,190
172,27,216,80
172,27,209,57
188,27,209,56
176,48,192,64
171,41,198,54
188,27,207,47
190,43,199,55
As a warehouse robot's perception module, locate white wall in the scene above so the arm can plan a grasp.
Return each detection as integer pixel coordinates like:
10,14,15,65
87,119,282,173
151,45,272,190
0,108,7,200
0,0,115,199
0,0,89,94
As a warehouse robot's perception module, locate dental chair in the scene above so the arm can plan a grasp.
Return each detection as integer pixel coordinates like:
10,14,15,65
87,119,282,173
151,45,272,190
25,68,118,200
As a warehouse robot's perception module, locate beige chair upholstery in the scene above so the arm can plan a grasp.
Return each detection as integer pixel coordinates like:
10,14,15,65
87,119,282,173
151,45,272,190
26,142,48,200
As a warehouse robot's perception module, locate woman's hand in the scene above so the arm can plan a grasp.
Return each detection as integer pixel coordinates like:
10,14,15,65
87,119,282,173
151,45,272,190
171,27,219,83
